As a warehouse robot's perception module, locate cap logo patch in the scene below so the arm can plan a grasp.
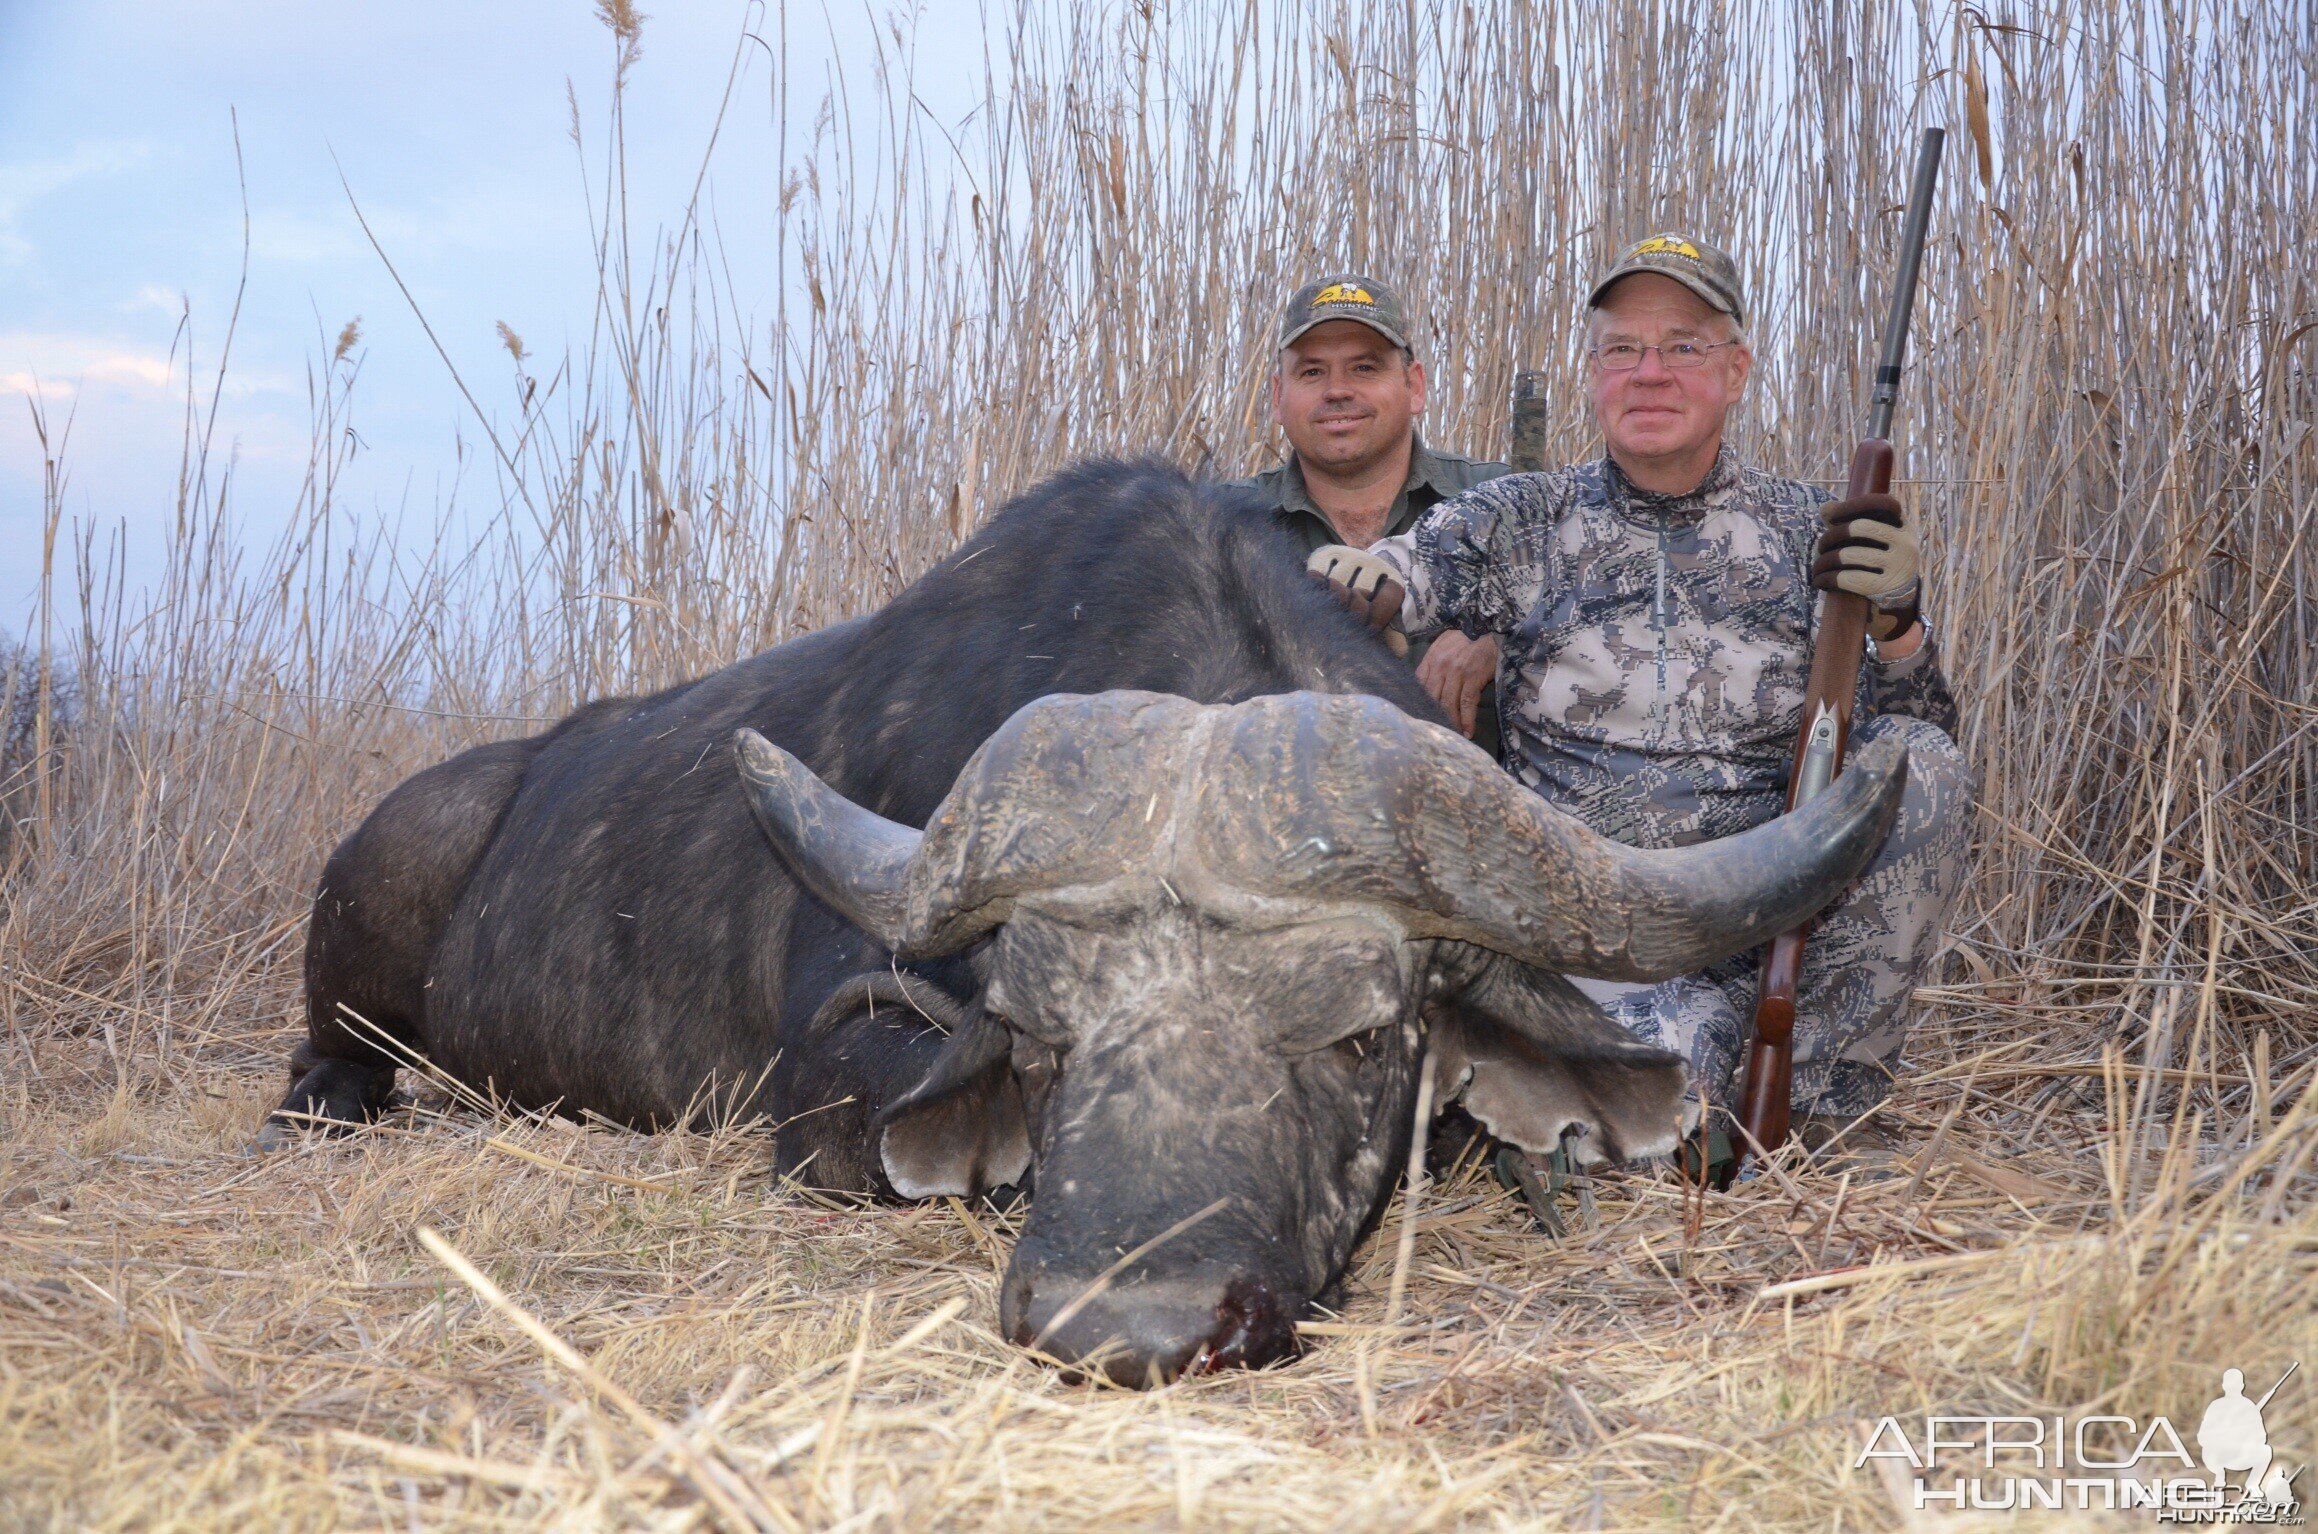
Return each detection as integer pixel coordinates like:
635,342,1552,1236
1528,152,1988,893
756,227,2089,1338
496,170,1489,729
1312,282,1375,306
1632,236,1702,262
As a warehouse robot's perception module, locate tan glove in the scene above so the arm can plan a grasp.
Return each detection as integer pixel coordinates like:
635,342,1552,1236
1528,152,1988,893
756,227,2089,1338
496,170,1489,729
1306,545,1409,656
1812,492,1922,643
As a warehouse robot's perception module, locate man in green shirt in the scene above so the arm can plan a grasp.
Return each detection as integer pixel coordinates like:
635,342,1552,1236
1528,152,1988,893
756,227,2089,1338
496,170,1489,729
1233,272,1510,756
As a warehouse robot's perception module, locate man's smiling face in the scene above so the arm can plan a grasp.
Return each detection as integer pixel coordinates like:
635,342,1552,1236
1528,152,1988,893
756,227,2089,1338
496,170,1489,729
1272,320,1428,478
1589,272,1752,481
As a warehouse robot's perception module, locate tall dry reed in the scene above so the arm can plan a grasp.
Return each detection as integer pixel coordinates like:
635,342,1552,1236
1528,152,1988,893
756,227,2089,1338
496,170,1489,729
9,0,2311,1099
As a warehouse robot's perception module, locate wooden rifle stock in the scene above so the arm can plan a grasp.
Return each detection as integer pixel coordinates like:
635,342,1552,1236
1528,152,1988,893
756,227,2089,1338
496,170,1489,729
1733,440,1889,1165
1731,126,1943,1176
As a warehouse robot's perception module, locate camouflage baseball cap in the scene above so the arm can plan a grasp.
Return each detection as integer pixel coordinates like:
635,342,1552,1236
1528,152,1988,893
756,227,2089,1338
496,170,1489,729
1278,273,1413,352
1587,233,1747,327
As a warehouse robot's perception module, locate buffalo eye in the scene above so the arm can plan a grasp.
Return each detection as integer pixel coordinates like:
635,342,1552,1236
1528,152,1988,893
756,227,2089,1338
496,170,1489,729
1006,1021,1061,1067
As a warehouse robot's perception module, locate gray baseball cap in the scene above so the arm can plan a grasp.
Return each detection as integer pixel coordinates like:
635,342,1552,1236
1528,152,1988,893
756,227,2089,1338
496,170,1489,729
1587,233,1747,327
1278,273,1413,352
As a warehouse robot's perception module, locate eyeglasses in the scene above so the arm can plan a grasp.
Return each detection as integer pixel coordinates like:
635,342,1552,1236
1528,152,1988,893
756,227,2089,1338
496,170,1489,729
1588,339,1740,372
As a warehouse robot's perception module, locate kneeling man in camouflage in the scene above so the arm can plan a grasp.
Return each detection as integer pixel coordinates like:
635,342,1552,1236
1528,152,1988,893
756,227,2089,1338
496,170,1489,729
1323,234,1976,1153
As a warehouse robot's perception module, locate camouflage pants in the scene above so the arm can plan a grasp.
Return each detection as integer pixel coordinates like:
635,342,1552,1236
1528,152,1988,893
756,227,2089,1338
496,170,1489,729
1577,714,1977,1119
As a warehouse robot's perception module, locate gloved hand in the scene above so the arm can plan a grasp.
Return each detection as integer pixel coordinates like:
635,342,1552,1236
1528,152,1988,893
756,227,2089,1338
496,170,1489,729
1307,545,1409,655
1812,492,1922,643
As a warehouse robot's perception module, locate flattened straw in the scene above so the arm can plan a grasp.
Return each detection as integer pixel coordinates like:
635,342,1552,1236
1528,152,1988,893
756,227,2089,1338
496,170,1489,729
577,1366,759,1525
415,1226,793,1533
327,1429,577,1494
483,1135,683,1194
1383,1046,1439,1333
1754,1237,2098,1303
1362,1045,1437,1436
806,1291,872,1497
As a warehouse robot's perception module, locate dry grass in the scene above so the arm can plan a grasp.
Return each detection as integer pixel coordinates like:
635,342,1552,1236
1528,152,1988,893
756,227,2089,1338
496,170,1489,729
4,1014,2313,1529
3,0,2315,1527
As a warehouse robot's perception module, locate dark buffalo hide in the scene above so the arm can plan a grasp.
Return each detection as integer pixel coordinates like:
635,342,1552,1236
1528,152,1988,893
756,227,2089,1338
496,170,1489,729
275,459,1904,1384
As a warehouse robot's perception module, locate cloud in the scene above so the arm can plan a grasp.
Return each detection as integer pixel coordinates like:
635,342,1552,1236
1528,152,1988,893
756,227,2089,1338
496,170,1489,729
248,205,369,265
0,356,174,397
0,330,295,401
0,141,156,266
0,332,176,397
124,284,186,316
252,186,580,270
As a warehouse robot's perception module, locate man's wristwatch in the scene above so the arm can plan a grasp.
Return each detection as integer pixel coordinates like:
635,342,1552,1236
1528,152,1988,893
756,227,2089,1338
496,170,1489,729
1867,614,1932,662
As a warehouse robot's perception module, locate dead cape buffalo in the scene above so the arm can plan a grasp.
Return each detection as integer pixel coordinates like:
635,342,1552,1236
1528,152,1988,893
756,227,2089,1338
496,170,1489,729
274,459,1904,1384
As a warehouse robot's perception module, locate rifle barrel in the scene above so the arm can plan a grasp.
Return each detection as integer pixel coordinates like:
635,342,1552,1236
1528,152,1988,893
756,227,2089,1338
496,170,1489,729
1729,125,1945,1180
1868,129,1946,441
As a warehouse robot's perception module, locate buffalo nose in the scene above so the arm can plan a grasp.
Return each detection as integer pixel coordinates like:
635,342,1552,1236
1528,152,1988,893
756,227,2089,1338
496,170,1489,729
1003,1261,1302,1386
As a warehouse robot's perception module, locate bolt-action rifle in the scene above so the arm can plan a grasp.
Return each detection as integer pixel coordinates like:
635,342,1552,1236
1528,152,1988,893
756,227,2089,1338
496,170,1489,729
1731,128,1946,1176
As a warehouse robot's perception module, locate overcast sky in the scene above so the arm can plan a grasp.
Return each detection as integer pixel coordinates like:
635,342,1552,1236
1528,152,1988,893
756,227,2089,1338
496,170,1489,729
0,1,989,628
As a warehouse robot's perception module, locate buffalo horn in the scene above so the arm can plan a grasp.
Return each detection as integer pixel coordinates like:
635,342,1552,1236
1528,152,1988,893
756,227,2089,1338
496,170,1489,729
1387,732,1910,981
734,729,922,952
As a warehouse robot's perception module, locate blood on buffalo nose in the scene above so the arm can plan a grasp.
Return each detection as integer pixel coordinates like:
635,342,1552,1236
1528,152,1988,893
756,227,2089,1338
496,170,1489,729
1002,1259,1302,1387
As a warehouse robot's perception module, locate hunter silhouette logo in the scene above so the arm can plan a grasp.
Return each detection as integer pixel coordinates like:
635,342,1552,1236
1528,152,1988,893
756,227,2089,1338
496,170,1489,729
1312,282,1375,306
1856,1361,2303,1518
2198,1364,2300,1506
1633,236,1703,262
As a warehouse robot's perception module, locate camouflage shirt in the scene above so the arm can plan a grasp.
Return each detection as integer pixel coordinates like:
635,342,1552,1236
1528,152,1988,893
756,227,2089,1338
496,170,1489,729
1368,448,1958,850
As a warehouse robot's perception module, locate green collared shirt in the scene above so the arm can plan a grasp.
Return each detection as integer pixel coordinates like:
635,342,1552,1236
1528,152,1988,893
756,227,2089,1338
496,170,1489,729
1233,439,1512,757
1236,438,1512,557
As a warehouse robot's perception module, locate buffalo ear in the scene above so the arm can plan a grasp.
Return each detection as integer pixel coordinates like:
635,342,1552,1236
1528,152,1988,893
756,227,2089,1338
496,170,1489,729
877,1007,1033,1199
1430,955,1685,1166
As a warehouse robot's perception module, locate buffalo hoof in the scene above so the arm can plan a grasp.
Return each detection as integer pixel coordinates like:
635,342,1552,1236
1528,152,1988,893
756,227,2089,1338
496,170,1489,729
258,1060,391,1151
